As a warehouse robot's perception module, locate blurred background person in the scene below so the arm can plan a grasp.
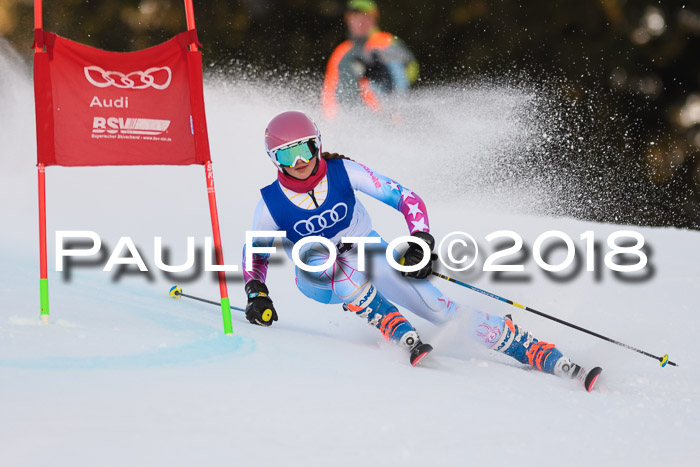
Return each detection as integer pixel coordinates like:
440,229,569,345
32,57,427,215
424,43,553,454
321,0,419,119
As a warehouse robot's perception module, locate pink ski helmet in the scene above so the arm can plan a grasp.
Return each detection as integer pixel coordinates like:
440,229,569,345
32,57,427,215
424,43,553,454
264,111,322,170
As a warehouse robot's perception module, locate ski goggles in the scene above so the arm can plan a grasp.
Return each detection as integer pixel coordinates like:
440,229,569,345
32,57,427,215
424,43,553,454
273,138,319,167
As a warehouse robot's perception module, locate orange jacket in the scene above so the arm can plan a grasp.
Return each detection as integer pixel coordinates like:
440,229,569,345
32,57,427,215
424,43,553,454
322,31,418,119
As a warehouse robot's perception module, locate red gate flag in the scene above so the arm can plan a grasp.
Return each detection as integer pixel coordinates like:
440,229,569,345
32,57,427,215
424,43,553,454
33,30,211,166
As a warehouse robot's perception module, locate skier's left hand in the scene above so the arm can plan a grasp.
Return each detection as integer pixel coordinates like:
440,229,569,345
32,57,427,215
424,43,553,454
400,231,437,279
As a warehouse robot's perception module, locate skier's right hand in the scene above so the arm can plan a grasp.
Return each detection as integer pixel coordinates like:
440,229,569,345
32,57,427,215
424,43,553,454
244,280,278,327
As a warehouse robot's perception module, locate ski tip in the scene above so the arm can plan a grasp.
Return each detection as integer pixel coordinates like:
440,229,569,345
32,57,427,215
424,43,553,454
585,367,603,392
410,343,433,367
169,285,182,299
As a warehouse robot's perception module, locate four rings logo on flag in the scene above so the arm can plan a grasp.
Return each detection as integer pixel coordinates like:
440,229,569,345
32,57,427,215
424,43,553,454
294,203,349,236
84,65,172,90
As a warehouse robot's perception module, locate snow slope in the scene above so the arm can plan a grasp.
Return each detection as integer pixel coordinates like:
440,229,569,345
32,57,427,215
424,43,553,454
1,41,699,466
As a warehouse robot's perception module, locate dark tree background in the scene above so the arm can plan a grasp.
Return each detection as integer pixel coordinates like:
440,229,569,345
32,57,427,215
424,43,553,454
2,0,699,228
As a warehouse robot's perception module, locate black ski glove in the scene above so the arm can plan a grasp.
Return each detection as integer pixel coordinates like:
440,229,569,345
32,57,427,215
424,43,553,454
400,231,437,280
245,280,278,327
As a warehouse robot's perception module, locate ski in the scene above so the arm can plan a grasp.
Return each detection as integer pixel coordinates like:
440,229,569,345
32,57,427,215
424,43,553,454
582,366,603,392
570,364,603,392
410,343,433,366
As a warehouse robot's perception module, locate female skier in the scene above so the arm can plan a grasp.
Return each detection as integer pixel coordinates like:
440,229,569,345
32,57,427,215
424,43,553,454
242,110,601,391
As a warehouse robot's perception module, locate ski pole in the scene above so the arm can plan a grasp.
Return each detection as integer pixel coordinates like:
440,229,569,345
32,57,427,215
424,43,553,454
431,271,677,367
169,285,243,310
168,286,275,324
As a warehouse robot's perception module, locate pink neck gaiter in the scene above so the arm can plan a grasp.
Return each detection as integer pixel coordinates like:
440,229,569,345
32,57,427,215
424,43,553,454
276,157,327,192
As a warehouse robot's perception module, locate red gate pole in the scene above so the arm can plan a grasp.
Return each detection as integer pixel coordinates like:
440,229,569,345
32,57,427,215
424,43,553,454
184,0,197,51
184,0,233,335
38,165,49,324
34,1,42,36
35,0,50,324
205,162,233,335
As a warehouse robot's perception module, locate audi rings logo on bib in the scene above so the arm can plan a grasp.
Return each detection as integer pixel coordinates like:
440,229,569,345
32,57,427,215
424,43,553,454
84,66,172,90
294,203,349,237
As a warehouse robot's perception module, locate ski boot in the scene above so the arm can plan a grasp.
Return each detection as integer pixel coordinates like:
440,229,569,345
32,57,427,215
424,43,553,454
344,283,433,366
491,315,602,391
